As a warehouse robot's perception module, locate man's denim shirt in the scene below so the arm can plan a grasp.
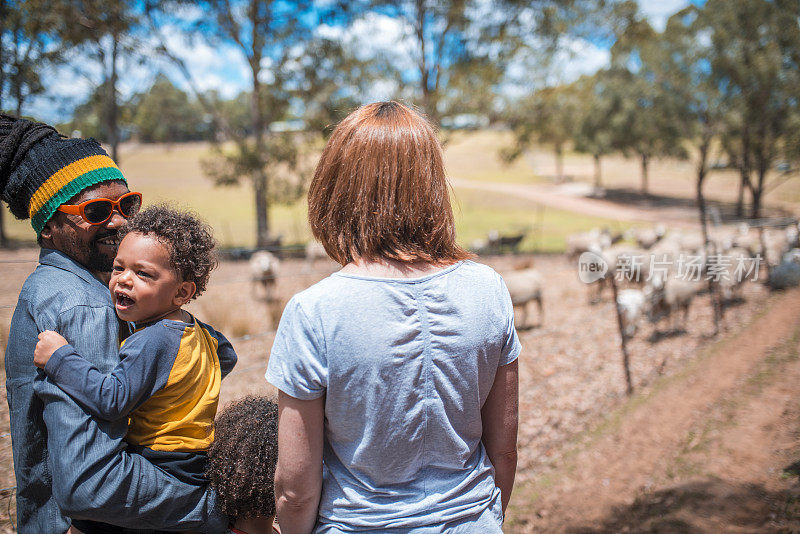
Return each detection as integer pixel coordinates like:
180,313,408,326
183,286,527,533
5,249,227,533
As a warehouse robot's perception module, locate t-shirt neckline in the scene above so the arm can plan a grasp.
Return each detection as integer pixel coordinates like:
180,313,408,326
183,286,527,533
332,260,466,283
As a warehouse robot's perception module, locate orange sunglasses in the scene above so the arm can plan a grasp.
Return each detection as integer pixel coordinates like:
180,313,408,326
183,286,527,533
57,191,143,225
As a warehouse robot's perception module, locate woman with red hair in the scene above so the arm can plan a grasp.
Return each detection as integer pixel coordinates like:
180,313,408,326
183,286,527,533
267,101,520,533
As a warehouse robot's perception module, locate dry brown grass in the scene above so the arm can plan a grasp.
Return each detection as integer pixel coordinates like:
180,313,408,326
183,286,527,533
195,297,259,340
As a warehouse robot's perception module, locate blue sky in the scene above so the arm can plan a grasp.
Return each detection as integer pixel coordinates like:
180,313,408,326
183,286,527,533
23,0,695,124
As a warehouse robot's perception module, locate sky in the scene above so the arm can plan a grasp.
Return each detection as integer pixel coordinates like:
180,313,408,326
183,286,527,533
22,0,694,124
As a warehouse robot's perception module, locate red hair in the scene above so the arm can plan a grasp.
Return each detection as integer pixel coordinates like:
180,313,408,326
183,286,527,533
307,101,470,266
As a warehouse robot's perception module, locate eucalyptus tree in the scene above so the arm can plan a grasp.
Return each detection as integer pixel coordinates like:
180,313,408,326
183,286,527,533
572,73,616,189
637,7,728,333
186,0,361,247
0,0,68,116
131,73,208,143
350,0,606,127
604,13,687,196
500,0,651,186
0,0,70,246
50,0,148,162
698,0,800,219
502,83,581,182
342,0,505,126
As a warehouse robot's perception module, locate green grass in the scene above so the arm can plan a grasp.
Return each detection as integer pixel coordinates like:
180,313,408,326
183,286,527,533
443,130,541,184
452,188,631,252
0,135,631,251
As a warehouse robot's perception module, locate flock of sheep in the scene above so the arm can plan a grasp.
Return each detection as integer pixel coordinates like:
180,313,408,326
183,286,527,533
246,221,800,342
505,221,800,339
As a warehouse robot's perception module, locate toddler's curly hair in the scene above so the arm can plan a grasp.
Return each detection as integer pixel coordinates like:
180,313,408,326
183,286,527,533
121,204,217,298
206,396,279,519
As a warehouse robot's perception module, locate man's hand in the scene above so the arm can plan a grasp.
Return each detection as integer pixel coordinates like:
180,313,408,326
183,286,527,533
34,331,69,369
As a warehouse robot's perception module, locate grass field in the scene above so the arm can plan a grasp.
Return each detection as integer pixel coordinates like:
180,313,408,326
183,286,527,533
3,131,798,250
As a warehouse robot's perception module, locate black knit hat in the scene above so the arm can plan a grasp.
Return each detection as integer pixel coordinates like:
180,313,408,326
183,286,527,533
0,115,127,236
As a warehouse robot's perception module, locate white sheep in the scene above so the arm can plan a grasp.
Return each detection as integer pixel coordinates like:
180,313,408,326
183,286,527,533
616,288,645,339
633,224,666,250
249,250,280,302
566,228,612,260
714,246,751,301
503,268,543,329
787,223,799,250
644,275,703,332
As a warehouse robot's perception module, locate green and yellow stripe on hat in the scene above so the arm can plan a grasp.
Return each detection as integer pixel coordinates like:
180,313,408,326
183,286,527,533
24,139,126,236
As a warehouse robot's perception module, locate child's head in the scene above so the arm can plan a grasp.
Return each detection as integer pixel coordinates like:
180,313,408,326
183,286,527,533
110,205,217,323
307,101,471,266
206,396,279,521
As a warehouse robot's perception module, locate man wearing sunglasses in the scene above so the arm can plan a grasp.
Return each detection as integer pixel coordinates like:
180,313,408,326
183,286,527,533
47,188,142,278
1,116,227,533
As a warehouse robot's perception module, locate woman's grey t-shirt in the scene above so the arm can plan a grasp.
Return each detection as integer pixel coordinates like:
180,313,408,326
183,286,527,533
266,260,521,532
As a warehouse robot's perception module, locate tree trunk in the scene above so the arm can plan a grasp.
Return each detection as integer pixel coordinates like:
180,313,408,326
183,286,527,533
254,170,270,247
750,154,768,220
640,153,649,196
736,169,747,218
593,153,602,189
750,187,762,219
107,36,120,162
251,60,270,248
555,144,564,182
415,0,437,125
696,141,720,335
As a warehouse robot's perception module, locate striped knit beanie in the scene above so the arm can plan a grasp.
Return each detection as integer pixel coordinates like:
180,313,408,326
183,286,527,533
0,115,126,236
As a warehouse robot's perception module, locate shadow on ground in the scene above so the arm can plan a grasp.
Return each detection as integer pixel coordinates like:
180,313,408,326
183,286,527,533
564,479,800,533
597,187,795,222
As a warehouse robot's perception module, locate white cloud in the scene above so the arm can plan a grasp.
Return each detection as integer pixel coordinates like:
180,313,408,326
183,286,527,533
319,13,416,71
636,0,691,31
555,38,612,82
22,24,251,123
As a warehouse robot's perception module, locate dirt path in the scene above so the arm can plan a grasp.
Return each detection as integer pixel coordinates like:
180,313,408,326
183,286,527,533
508,287,800,532
452,178,702,229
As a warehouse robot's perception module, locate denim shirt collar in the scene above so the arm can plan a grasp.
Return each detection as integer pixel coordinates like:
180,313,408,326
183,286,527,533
38,248,105,288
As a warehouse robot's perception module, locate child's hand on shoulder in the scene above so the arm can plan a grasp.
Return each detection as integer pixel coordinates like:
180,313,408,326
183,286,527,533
34,331,68,369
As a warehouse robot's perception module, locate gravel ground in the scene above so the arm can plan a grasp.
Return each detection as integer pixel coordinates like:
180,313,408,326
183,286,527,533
488,254,770,482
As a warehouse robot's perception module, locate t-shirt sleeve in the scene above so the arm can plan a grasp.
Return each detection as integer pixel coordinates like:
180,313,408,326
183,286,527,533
42,323,178,421
197,320,238,378
498,274,522,366
265,296,327,400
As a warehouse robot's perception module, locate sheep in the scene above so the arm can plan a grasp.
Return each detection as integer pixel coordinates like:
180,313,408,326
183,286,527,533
705,246,752,302
767,249,800,289
249,250,280,302
633,224,666,250
644,274,703,333
676,231,706,257
787,223,799,250
566,228,613,260
640,238,683,283
761,228,789,267
588,245,646,304
503,268,543,329
617,288,645,339
730,223,756,254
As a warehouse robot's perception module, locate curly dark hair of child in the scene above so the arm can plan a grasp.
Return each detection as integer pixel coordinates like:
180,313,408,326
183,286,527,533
121,204,217,298
206,395,279,519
